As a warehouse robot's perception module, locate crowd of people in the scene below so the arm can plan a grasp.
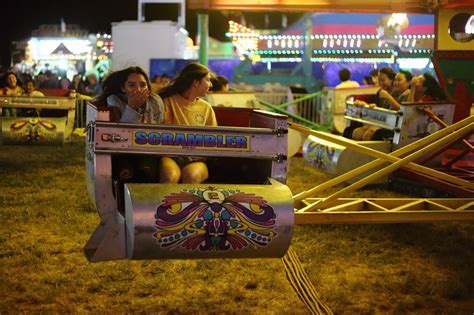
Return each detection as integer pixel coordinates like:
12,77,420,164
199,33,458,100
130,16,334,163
336,67,447,140
1,62,447,170
336,67,445,106
0,70,105,100
0,63,225,185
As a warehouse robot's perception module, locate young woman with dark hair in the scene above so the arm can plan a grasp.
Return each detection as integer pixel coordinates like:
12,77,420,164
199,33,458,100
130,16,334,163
377,69,413,110
352,67,396,140
158,62,217,184
2,72,25,116
97,66,164,124
409,72,446,102
95,66,165,186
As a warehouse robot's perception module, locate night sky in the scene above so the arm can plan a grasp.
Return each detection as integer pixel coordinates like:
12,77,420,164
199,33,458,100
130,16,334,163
1,0,301,70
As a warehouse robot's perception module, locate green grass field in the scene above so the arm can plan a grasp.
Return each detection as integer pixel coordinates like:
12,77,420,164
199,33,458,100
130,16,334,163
1,144,473,314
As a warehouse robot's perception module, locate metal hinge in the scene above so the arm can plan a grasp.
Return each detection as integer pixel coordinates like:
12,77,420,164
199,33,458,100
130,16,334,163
275,127,289,137
273,153,287,163
101,133,128,143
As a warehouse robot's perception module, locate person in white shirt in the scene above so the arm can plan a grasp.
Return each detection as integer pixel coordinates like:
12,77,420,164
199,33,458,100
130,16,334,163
335,68,360,89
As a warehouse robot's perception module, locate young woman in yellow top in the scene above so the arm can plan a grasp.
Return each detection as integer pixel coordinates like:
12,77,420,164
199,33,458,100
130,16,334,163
158,63,217,184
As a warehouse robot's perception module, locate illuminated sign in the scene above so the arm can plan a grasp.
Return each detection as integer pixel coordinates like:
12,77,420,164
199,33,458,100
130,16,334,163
133,131,250,151
28,38,92,60
8,98,58,106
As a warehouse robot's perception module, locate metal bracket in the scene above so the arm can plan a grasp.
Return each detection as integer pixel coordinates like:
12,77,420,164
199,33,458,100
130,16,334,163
101,133,128,143
274,153,287,163
275,127,289,137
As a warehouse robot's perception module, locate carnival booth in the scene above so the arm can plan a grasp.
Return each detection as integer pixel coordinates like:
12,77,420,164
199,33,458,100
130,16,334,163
0,95,77,144
84,104,294,262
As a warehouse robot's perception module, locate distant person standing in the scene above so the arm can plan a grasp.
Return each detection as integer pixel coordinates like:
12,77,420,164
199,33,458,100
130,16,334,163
210,75,229,92
69,74,85,95
150,73,171,94
370,69,379,86
335,68,360,89
160,74,171,87
363,76,375,85
83,72,102,97
58,71,70,90
43,70,60,88
35,72,47,88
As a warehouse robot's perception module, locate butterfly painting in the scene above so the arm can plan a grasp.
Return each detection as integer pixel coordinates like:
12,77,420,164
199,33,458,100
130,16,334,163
153,187,277,252
9,118,57,143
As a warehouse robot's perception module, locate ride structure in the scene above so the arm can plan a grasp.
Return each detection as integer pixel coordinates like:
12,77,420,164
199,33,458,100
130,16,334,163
84,104,293,262
0,94,77,144
84,1,474,264
186,0,474,209
84,3,473,313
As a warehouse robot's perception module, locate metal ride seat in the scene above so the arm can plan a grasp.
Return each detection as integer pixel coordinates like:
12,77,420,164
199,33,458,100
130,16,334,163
0,95,77,144
303,96,456,183
84,102,294,262
317,86,380,134
206,91,260,109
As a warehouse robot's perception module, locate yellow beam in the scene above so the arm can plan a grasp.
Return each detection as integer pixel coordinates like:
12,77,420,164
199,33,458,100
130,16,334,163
294,198,474,224
291,115,474,203
299,122,473,212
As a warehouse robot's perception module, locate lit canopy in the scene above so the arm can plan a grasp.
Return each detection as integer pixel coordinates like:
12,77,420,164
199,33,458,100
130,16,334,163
188,0,474,13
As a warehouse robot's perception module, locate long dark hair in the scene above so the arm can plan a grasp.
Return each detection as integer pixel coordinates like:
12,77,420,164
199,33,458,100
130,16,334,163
95,66,151,104
423,72,446,101
5,71,21,88
379,67,396,81
398,70,413,82
159,63,210,99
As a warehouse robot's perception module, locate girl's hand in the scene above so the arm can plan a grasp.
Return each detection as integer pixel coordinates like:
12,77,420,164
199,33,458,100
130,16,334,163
410,76,423,90
378,89,390,99
353,100,367,107
128,90,149,110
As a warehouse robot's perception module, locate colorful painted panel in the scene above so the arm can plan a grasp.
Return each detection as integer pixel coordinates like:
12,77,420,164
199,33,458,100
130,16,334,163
3,118,62,143
302,135,343,174
153,187,276,252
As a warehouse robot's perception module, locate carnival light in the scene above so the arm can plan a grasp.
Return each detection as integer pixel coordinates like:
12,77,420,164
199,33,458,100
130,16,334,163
28,38,92,60
397,57,432,69
227,19,434,63
228,20,260,57
387,13,408,28
466,16,473,34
